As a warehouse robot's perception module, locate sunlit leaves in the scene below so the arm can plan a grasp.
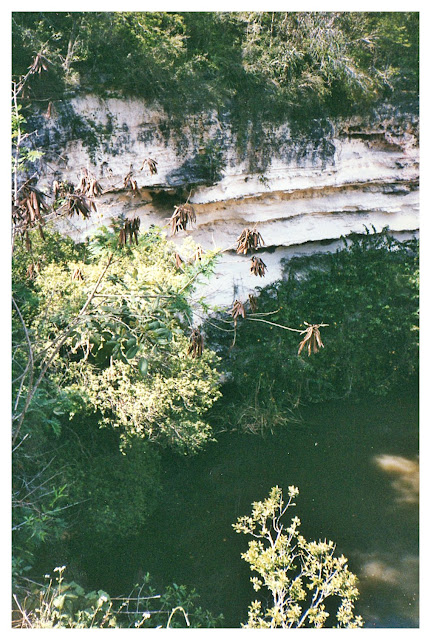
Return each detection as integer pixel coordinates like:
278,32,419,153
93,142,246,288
234,487,363,628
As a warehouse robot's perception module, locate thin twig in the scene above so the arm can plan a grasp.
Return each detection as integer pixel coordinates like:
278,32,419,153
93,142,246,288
246,317,303,332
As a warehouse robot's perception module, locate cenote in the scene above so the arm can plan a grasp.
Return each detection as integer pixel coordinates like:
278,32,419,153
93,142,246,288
66,387,418,629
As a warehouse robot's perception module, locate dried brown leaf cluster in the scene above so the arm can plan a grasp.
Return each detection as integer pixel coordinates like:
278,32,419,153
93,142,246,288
118,217,140,246
76,169,103,197
248,294,258,313
16,182,48,227
297,322,328,356
65,193,96,219
188,327,204,358
192,245,204,262
52,170,101,219
123,171,138,191
250,255,267,277
71,267,84,281
174,253,184,270
28,52,50,75
230,299,247,326
140,158,158,175
237,227,265,255
170,204,196,235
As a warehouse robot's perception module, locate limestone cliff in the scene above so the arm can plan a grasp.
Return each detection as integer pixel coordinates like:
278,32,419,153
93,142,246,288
30,95,419,306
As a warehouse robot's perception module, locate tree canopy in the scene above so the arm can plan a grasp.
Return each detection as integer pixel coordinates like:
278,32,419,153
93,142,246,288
12,11,419,122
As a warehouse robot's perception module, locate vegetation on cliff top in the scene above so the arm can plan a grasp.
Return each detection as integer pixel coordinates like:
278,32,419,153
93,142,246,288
12,11,418,124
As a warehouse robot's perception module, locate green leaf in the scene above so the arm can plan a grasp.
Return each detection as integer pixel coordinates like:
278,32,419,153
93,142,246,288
148,321,161,330
126,344,139,359
138,357,148,377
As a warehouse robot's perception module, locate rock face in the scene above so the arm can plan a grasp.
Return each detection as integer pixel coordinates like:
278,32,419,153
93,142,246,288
32,95,419,307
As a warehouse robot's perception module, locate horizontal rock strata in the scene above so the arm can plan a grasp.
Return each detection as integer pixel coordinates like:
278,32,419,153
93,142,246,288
30,95,418,307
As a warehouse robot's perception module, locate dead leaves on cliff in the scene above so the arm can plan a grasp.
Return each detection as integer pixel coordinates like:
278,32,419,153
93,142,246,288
51,169,102,219
170,203,196,234
65,193,96,219
250,256,267,277
75,169,103,198
123,171,138,192
237,227,264,255
140,158,158,175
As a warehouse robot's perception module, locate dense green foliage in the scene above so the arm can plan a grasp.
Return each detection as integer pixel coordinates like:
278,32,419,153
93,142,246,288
207,229,418,434
12,224,221,588
12,11,418,124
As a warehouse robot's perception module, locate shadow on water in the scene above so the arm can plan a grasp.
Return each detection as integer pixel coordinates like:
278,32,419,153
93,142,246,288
77,389,419,628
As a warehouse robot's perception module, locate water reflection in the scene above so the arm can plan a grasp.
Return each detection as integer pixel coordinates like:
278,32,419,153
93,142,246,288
373,454,419,504
350,453,420,627
356,551,419,626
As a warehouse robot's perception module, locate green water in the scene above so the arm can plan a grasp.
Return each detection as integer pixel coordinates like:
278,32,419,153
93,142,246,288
74,389,419,628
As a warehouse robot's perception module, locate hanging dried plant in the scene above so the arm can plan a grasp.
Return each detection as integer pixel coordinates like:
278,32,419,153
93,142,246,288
174,253,184,270
123,171,138,191
87,177,103,197
65,193,96,219
236,227,265,255
297,322,328,356
248,294,258,313
16,183,49,243
188,327,204,358
77,169,89,193
18,183,49,225
53,179,74,201
73,169,103,199
192,245,204,262
229,299,247,326
116,217,140,247
250,255,267,277
140,158,158,175
124,217,140,245
28,52,50,75
170,203,196,235
71,267,84,281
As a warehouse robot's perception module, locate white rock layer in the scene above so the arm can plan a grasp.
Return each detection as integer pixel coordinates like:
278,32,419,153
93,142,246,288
34,95,418,308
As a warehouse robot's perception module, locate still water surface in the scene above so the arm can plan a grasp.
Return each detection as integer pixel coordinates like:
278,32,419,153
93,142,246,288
87,389,419,628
